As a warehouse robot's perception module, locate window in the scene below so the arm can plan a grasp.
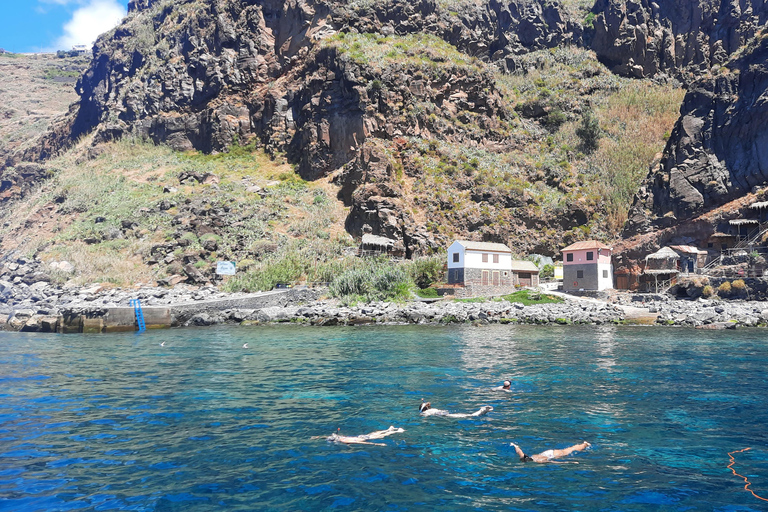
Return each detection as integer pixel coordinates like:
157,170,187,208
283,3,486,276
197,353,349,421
586,251,594,261
503,271,509,277
482,253,488,263
493,254,499,264
708,242,714,248
577,270,584,278
566,253,573,262
603,270,608,278
453,253,459,263
722,244,728,250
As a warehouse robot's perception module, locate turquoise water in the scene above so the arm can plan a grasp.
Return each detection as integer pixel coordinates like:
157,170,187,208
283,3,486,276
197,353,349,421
1,325,768,511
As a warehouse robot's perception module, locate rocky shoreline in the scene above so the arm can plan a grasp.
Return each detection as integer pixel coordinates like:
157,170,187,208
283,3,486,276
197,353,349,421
3,257,768,332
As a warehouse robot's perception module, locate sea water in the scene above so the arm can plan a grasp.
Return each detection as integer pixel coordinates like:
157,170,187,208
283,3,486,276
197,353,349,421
1,324,767,511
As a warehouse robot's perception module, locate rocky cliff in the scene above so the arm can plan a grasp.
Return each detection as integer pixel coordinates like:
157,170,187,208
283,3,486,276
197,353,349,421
5,0,766,269
624,32,768,236
591,0,768,79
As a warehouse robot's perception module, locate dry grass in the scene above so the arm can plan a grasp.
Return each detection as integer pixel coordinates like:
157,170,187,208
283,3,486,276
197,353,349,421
0,137,350,287
0,53,88,157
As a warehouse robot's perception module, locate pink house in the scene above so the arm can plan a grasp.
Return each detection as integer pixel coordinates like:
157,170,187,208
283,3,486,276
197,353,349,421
561,240,613,292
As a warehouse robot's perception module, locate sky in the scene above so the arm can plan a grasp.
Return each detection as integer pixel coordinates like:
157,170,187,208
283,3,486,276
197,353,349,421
0,0,129,53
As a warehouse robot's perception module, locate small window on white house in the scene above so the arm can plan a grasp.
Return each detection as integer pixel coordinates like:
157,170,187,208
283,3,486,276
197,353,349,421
577,270,584,278
493,254,499,264
586,251,594,261
453,253,459,263
603,270,608,278
482,253,488,263
503,271,509,277
566,253,574,262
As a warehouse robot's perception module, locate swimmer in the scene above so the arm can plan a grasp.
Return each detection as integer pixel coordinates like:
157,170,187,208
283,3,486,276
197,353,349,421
510,441,591,463
325,426,405,445
419,401,493,418
492,380,513,392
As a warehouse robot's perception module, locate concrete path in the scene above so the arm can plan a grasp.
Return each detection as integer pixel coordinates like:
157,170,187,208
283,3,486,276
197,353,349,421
544,289,659,324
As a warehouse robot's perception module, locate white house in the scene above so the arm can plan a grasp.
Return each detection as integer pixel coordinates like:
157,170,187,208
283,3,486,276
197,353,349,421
447,240,513,286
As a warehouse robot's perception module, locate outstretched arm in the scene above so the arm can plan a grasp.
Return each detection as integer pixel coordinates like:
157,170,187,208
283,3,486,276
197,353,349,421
363,426,405,440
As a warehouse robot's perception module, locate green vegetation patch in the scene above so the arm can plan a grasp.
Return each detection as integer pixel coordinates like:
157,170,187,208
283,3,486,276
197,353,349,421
501,289,564,305
325,33,481,73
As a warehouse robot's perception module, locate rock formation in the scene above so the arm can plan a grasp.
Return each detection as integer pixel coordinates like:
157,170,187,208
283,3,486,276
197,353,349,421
591,0,768,79
624,34,768,236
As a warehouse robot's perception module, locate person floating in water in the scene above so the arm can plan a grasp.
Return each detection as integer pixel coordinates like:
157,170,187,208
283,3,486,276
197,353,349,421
325,426,405,445
419,401,493,418
510,441,591,463
492,380,513,392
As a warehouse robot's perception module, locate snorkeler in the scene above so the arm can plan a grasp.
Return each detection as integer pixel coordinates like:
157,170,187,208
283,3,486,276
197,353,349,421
510,441,591,463
492,380,513,392
419,401,493,418
325,426,405,445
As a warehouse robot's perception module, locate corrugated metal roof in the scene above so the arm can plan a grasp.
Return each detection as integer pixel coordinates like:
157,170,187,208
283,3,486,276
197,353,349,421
669,245,705,254
510,260,539,272
729,219,759,225
454,240,512,253
645,247,680,260
750,201,768,209
643,269,679,275
561,240,612,252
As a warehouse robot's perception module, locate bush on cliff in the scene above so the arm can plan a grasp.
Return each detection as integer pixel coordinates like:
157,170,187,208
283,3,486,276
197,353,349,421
702,285,715,298
718,281,732,297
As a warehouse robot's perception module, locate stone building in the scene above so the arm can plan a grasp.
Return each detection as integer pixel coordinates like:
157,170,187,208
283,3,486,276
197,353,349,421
510,260,540,287
447,240,513,286
561,240,613,292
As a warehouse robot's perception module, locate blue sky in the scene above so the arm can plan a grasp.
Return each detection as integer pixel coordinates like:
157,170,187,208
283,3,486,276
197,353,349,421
0,0,129,53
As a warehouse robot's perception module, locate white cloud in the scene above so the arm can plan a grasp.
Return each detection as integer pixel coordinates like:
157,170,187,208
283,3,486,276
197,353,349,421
53,0,127,50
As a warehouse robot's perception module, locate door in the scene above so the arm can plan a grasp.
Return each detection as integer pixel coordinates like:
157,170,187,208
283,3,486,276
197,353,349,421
481,270,489,285
492,271,500,286
518,273,532,287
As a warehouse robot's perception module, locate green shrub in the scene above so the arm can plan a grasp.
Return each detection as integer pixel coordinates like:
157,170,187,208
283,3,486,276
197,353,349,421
416,287,439,298
330,261,413,302
732,279,746,290
406,255,444,288
576,110,601,153
718,281,732,296
541,264,554,279
543,109,567,131
702,285,715,298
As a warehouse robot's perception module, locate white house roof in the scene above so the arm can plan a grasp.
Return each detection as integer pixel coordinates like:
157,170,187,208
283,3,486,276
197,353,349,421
510,260,539,272
454,240,512,253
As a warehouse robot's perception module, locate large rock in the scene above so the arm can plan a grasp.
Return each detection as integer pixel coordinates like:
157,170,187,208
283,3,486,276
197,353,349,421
591,0,768,79
624,36,768,235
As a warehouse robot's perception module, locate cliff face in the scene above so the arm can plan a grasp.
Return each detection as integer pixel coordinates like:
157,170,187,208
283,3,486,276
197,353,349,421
72,0,579,156
624,34,768,236
591,0,768,78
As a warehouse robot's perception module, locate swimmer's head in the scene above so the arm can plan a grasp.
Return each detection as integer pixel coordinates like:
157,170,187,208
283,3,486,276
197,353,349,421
503,381,511,389
419,401,431,413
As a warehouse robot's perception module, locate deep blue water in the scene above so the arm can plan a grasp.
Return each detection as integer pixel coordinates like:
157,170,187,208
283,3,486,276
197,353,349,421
1,324,768,511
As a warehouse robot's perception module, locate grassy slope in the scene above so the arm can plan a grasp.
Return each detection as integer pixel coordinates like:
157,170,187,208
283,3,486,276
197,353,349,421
0,136,352,287
0,53,88,157
0,41,683,291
